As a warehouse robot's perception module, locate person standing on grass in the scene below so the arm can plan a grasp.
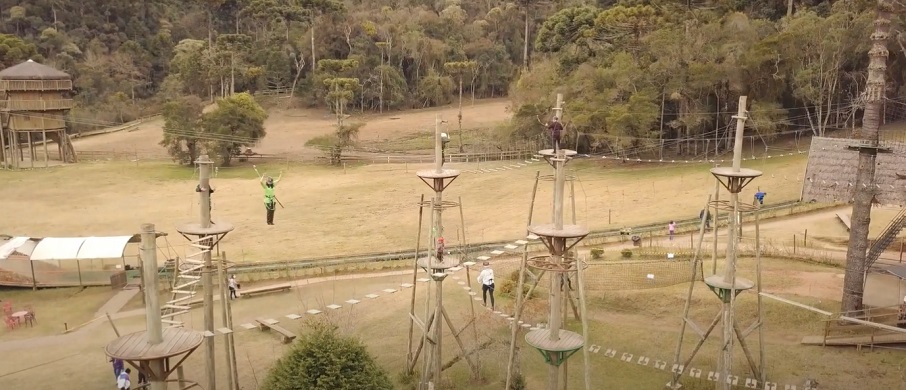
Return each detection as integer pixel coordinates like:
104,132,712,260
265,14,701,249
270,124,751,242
229,275,238,300
699,209,711,229
117,368,132,390
111,358,124,380
261,173,282,225
477,262,495,310
668,221,676,241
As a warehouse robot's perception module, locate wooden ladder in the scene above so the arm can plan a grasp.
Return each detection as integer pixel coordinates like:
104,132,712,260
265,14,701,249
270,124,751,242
161,239,209,328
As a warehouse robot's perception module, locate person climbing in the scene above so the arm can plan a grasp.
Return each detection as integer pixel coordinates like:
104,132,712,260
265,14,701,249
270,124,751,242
477,261,495,310
260,173,282,225
436,237,445,262
196,184,214,223
117,368,132,390
668,221,676,241
547,116,564,152
699,209,711,229
754,189,766,206
228,275,238,300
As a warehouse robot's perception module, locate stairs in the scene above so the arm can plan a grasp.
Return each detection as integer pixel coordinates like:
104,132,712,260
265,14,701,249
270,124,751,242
160,243,209,328
46,131,77,163
866,208,906,270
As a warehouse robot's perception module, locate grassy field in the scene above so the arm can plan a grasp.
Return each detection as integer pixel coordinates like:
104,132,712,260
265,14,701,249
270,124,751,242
0,152,811,263
0,286,115,341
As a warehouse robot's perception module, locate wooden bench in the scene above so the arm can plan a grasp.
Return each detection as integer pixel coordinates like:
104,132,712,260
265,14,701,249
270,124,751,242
836,212,852,231
240,285,292,298
255,318,297,344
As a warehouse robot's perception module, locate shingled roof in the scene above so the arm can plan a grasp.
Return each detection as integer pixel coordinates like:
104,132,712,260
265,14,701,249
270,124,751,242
801,137,906,206
0,59,70,80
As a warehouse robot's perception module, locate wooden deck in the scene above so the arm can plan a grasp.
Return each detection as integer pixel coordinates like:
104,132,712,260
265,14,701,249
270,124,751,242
801,332,906,346
524,329,585,352
836,212,852,231
106,327,204,360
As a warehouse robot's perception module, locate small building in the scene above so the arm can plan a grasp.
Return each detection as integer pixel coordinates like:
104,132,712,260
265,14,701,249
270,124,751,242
0,59,76,169
800,137,906,206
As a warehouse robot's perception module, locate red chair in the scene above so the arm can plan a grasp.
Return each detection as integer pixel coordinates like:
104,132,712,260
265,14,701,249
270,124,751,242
23,305,35,327
4,316,17,330
2,302,12,316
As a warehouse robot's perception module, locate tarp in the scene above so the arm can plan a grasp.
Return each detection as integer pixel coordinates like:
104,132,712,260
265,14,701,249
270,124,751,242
77,236,132,259
30,237,87,261
29,236,133,261
0,237,31,259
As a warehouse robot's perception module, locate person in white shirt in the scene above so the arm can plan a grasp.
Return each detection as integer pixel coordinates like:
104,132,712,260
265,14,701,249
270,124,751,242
476,262,495,310
117,368,132,390
229,275,238,300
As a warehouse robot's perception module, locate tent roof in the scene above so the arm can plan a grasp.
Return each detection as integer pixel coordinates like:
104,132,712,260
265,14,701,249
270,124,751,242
30,236,133,261
0,59,71,80
0,237,35,259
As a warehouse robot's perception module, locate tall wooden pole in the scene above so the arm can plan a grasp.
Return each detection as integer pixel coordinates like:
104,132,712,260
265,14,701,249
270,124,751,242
141,223,167,390
197,155,216,390
217,251,237,390
717,96,747,390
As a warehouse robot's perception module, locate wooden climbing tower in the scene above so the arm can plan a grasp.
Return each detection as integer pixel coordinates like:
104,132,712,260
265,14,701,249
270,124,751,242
0,59,76,169
405,115,481,389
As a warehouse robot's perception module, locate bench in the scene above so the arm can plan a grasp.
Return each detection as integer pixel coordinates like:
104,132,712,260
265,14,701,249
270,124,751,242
255,318,297,344
240,285,292,298
836,212,852,231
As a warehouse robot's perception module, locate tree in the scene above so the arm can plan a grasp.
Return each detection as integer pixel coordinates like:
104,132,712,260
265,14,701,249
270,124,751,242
200,92,268,166
263,321,393,390
444,60,478,150
160,95,205,165
0,34,39,69
841,0,893,315
315,58,361,165
215,34,253,95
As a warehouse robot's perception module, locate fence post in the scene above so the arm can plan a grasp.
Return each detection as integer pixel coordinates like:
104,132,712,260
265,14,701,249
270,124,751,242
804,229,808,247
793,235,797,254
900,242,904,263
608,209,612,225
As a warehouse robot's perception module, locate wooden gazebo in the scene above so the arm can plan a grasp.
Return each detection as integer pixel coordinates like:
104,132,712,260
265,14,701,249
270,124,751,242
0,59,76,169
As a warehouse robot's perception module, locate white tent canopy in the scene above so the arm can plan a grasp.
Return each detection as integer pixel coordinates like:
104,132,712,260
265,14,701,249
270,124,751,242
29,236,133,261
0,236,33,260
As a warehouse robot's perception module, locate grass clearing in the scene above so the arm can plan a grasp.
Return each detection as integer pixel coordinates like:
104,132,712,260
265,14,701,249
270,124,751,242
0,286,115,341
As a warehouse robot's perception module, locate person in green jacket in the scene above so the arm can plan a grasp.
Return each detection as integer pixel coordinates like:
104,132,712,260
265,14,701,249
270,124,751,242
261,173,281,225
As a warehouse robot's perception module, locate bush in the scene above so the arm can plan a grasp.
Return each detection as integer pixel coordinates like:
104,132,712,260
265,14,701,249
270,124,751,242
621,249,633,258
498,269,537,300
263,321,393,390
590,248,604,259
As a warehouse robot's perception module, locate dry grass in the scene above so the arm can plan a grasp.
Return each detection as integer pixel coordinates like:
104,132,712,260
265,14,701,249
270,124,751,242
0,153,810,263
0,286,115,341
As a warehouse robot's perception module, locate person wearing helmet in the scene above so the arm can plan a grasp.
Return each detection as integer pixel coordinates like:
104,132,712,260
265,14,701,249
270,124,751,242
547,116,563,152
260,173,282,225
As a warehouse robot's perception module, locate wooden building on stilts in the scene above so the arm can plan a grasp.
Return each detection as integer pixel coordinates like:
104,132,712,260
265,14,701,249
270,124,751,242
0,59,76,169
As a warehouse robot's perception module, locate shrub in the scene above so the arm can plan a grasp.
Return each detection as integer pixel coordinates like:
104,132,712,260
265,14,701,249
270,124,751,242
621,249,633,258
263,321,393,390
590,248,604,259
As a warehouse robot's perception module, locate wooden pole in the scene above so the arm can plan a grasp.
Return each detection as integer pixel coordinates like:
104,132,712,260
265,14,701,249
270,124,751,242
105,312,121,337
670,195,712,388
0,126,6,169
141,223,167,390
77,259,83,287
505,171,541,390
755,209,766,385
196,155,217,390
218,252,239,390
28,132,33,168
459,196,481,378
42,129,48,167
28,257,37,290
577,257,591,390
406,194,426,373
712,178,720,275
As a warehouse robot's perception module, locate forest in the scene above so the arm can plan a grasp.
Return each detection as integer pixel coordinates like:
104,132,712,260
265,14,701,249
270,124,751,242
0,0,902,156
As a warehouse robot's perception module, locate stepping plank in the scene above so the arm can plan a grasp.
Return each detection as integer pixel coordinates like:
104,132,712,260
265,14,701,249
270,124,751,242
514,240,528,245
365,294,379,299
162,304,191,311
172,289,196,295
689,368,702,378
217,328,233,335
286,314,302,320
457,281,466,285
417,278,431,283
504,244,518,250
162,319,183,325
178,274,201,280
167,295,194,304
174,280,200,290
637,356,650,365
431,272,446,278
400,283,414,288
490,250,504,255
521,324,531,328
240,323,257,330
162,310,189,318
326,304,342,310
469,292,478,296
306,309,322,315
382,288,398,293
181,258,204,265
527,234,539,240
461,261,476,267
202,331,216,337
476,256,490,261
345,299,361,305
462,286,471,290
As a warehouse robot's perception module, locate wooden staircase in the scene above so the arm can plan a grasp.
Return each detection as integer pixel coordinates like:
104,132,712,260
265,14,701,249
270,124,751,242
866,207,906,270
46,131,77,163
160,242,208,328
